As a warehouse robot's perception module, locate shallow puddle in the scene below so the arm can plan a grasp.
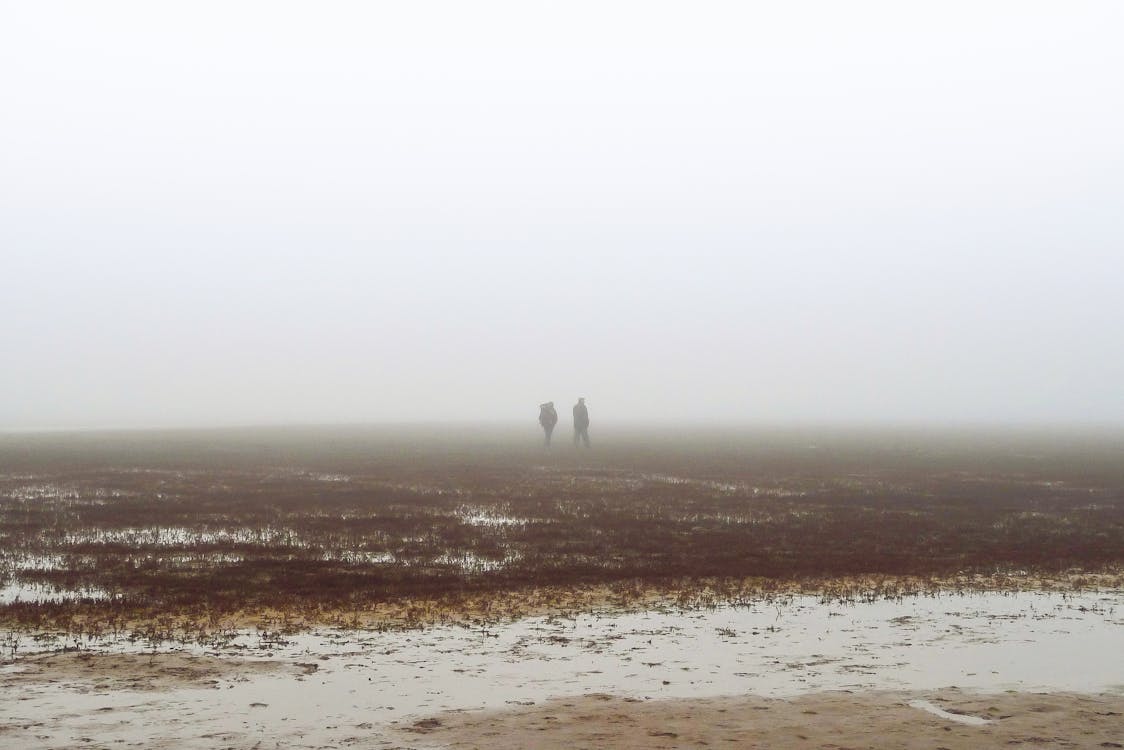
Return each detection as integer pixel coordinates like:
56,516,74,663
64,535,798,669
1,589,1120,748
0,581,118,605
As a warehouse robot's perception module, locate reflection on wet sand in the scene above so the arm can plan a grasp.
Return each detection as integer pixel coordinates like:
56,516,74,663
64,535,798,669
2,589,1120,748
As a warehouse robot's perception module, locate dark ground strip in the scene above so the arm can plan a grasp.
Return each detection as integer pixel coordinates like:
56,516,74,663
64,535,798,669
1,426,1121,630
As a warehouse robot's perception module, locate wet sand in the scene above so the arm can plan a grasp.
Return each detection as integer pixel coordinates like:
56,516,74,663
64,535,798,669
2,589,1121,748
4,660,1121,750
412,690,1124,749
0,650,296,693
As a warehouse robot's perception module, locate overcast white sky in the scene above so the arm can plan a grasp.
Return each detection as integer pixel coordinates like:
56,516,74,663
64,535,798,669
2,1,1122,430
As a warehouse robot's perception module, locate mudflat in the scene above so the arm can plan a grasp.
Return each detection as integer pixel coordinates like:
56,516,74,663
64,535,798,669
2,588,1120,749
4,648,1121,750
2,426,1121,635
2,426,1121,748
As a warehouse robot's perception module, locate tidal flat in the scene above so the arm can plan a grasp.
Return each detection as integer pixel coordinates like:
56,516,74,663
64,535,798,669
1,426,1121,748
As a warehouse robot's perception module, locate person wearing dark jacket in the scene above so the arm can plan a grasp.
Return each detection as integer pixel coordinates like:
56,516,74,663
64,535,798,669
538,402,558,447
572,397,590,447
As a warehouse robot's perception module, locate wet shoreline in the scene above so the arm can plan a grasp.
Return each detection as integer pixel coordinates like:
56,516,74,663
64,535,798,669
3,589,1120,748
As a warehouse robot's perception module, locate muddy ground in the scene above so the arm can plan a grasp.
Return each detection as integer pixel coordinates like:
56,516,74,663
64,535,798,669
2,426,1122,748
1,425,1122,636
2,588,1121,749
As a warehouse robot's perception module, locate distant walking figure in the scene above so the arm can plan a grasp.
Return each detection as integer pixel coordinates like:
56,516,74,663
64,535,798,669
539,402,558,447
572,397,590,447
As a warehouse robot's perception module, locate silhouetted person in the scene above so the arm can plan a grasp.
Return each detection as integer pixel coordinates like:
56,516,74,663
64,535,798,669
572,397,590,447
539,402,558,447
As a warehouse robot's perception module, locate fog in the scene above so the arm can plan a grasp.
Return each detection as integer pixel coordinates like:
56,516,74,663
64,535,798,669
2,2,1122,430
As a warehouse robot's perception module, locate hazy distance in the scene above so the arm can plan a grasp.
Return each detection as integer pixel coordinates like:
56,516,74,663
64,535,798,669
2,2,1122,431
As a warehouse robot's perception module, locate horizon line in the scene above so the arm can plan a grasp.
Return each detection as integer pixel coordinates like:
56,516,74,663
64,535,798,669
4,418,1124,437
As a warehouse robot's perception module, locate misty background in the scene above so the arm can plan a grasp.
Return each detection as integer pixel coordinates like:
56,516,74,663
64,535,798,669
2,2,1122,431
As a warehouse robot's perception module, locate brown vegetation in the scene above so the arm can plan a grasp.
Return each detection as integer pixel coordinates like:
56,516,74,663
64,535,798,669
1,426,1121,638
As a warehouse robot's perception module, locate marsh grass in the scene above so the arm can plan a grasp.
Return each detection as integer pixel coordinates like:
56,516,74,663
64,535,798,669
0,426,1121,640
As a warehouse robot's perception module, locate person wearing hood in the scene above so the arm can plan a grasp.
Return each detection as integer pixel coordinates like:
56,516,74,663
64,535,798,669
538,402,558,447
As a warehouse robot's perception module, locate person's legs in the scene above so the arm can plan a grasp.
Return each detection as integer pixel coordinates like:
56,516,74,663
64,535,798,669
544,425,554,447
580,427,590,447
